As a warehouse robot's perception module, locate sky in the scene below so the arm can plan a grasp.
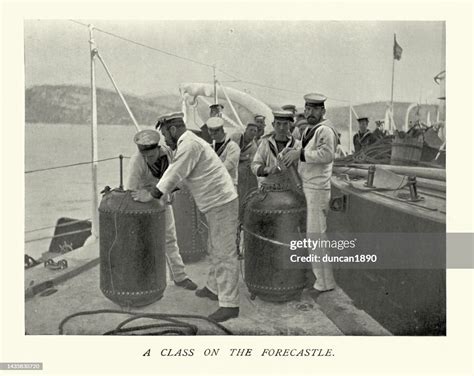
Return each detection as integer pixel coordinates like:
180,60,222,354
24,20,445,107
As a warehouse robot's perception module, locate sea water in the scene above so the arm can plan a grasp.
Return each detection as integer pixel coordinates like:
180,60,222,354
25,123,140,259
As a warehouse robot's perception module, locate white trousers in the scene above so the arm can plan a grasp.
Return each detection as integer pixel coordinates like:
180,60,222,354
303,188,336,291
204,198,240,308
164,205,188,283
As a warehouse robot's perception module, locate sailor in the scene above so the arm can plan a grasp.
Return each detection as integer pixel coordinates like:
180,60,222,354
233,122,259,219
292,113,309,140
126,129,198,291
131,112,240,323
353,117,376,152
251,111,301,188
254,114,266,143
281,104,298,134
280,93,338,300
207,117,240,187
372,119,387,140
200,103,224,144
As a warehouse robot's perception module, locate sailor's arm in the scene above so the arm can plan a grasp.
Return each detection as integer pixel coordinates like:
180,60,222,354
300,127,335,164
250,141,268,177
126,153,145,190
251,141,280,176
132,143,200,202
223,141,240,172
154,142,200,197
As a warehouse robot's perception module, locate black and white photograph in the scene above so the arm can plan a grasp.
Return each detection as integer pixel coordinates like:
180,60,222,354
22,19,447,336
1,1,473,374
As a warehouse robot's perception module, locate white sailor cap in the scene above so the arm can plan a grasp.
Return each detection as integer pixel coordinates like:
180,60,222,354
133,130,160,151
155,112,185,129
304,93,327,108
207,117,225,129
281,104,297,113
272,110,294,121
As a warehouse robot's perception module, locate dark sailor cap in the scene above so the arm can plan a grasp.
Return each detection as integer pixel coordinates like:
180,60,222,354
357,117,369,122
246,122,259,128
209,103,224,110
304,93,327,108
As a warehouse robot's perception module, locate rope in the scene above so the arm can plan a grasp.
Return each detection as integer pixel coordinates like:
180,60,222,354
25,218,91,234
69,20,353,103
337,138,393,165
25,156,130,174
105,192,129,294
58,309,233,335
25,228,92,244
70,20,214,69
241,226,291,247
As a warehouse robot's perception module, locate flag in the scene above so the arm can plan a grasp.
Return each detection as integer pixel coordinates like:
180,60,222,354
393,34,403,60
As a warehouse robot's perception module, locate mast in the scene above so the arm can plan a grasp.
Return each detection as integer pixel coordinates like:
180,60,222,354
213,65,217,104
89,25,99,239
390,45,395,111
348,102,353,153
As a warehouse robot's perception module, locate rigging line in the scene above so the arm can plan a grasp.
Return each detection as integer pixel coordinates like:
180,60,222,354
217,69,302,94
25,156,130,174
70,20,310,97
70,20,354,103
25,228,92,244
25,219,91,234
218,72,352,103
69,19,214,69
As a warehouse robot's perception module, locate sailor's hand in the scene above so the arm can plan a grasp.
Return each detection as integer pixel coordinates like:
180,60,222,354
131,189,153,202
281,149,300,167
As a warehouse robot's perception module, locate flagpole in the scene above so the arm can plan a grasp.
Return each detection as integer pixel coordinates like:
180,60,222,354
390,34,396,116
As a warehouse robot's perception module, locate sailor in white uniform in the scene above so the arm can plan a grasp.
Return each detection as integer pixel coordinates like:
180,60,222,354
207,117,240,187
251,110,301,188
281,93,339,300
126,129,197,291
131,112,240,323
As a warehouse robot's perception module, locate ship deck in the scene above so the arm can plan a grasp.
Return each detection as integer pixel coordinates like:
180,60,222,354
25,239,390,336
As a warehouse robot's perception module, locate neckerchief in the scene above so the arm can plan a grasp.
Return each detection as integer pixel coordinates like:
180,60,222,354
213,138,231,157
302,124,322,149
147,154,170,179
268,135,295,158
357,130,371,143
240,134,254,153
302,120,340,149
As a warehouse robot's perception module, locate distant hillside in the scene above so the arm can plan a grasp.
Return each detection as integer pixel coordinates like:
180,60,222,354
26,85,439,131
25,85,181,125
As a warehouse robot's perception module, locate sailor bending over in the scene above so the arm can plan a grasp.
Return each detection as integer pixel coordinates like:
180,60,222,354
132,112,240,323
126,129,197,291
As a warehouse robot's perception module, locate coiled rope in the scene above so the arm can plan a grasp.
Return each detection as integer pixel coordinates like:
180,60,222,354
58,309,233,335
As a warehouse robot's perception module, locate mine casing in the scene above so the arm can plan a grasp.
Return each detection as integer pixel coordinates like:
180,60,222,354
243,184,308,302
99,188,166,307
